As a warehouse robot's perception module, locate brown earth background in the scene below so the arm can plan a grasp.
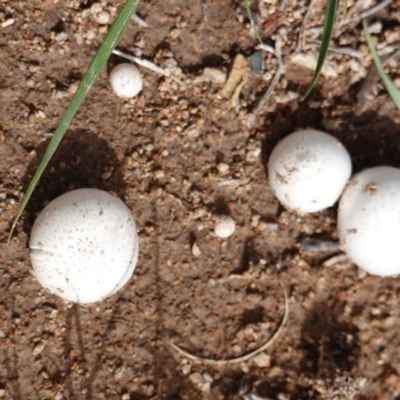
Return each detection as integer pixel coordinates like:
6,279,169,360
1,0,400,399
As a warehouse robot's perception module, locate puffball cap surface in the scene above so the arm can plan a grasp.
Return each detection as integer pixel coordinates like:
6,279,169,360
29,189,139,303
214,215,236,238
338,166,400,277
109,63,143,98
268,129,352,213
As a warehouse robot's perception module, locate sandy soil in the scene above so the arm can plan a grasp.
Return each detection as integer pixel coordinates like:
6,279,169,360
1,0,400,399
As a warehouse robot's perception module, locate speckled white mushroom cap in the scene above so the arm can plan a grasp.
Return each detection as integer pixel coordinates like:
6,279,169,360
109,63,143,98
29,189,139,304
214,215,236,238
338,166,400,277
268,129,352,214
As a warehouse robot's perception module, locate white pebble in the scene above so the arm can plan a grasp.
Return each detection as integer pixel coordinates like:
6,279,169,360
192,242,201,257
214,215,236,238
95,11,110,25
253,352,271,367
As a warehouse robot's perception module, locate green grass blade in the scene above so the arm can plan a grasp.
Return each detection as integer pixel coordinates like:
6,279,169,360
304,0,339,98
243,0,264,45
363,21,400,111
8,0,139,241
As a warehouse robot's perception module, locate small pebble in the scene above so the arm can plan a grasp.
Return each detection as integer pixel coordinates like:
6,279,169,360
249,51,263,76
90,3,102,14
300,238,340,253
1,19,15,28
33,342,45,356
192,242,201,257
181,363,191,375
253,352,271,368
214,215,236,238
203,67,227,84
95,11,110,25
217,163,229,174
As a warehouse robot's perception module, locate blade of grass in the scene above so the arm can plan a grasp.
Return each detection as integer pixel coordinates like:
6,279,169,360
243,0,264,45
304,0,338,98
8,0,140,241
363,20,400,111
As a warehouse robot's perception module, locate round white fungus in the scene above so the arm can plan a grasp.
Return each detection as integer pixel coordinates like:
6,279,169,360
214,215,236,238
338,166,400,277
268,129,352,214
109,63,143,98
29,188,139,304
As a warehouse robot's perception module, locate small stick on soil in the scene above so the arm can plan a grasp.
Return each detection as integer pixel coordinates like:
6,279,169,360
112,49,169,77
131,13,148,27
168,279,289,366
356,48,400,115
311,0,393,33
341,0,393,25
310,41,364,60
322,253,349,268
296,0,318,52
113,49,184,85
253,35,284,114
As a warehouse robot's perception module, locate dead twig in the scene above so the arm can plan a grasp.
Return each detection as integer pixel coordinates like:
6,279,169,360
168,279,289,366
322,253,349,268
253,35,284,114
341,0,393,25
356,47,400,115
296,0,318,52
112,49,183,85
113,49,168,76
311,0,393,34
131,13,148,27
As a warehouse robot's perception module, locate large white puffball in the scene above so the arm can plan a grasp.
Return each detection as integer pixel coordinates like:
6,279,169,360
268,129,352,213
29,189,139,303
338,166,400,277
109,63,143,98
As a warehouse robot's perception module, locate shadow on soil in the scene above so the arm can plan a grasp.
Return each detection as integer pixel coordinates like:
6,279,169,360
299,300,360,379
21,129,126,239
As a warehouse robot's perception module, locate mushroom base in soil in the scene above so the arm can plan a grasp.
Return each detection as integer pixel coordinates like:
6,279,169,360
29,189,139,304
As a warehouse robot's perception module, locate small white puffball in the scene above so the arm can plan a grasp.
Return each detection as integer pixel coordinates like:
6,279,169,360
338,166,400,277
109,63,143,98
29,189,139,304
214,215,236,238
268,129,352,214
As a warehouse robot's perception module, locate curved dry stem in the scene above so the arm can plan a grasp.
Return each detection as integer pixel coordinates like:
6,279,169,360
168,279,289,366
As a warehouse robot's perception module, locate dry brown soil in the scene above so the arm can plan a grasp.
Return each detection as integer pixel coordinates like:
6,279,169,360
1,0,400,399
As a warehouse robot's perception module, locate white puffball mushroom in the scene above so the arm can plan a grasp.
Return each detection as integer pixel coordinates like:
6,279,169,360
29,189,139,304
109,63,143,98
268,129,352,214
214,215,236,238
338,166,400,277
